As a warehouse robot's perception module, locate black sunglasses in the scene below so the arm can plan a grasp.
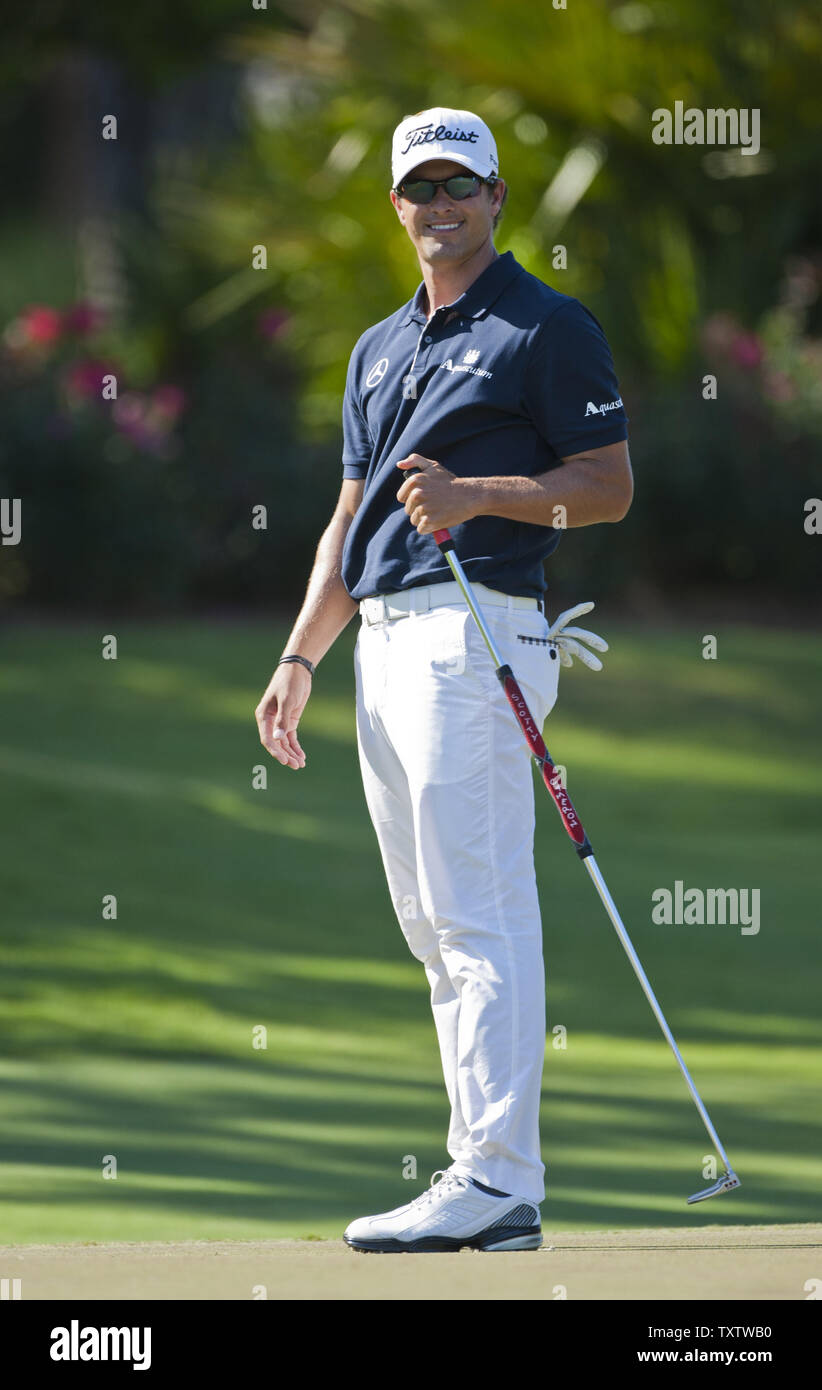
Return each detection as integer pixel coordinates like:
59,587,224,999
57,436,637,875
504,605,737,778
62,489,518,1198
394,174,498,205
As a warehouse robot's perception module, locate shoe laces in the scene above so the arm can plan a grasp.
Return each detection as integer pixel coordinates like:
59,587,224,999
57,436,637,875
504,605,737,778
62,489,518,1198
410,1170,470,1209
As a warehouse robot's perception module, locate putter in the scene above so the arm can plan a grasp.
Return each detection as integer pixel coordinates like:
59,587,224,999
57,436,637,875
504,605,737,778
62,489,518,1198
431,526,741,1206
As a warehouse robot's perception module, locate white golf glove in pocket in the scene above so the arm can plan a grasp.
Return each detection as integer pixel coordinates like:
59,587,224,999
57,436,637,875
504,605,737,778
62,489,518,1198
545,601,608,671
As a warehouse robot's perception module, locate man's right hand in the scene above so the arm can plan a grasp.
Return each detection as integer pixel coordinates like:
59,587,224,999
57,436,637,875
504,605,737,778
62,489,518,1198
255,664,312,769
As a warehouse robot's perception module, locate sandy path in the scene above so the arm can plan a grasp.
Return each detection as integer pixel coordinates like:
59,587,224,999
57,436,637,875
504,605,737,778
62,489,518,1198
1,1224,819,1300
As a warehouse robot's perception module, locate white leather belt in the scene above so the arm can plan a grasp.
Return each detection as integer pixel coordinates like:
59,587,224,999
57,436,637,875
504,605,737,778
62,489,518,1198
359,581,544,627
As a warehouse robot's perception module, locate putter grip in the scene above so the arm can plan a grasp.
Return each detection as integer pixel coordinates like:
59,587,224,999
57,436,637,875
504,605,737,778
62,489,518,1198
433,528,455,551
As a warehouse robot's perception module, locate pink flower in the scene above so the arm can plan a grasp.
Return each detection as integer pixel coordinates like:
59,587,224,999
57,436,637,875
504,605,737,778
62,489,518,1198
7,305,62,350
258,309,290,340
112,393,151,446
64,359,114,400
24,305,63,343
63,302,105,335
729,333,763,370
112,388,185,454
152,384,186,420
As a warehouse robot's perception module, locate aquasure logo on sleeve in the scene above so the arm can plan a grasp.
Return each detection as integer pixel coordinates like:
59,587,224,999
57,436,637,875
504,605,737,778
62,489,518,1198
584,396,623,417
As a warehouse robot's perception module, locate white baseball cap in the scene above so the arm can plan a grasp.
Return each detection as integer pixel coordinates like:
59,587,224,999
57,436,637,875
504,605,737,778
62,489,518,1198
391,107,499,188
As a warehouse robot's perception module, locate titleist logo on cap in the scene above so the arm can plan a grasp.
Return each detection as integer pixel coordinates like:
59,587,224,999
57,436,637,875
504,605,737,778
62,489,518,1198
400,122,481,157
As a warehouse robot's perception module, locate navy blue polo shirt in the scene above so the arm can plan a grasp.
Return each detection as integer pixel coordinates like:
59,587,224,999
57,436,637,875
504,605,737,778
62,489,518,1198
340,250,628,600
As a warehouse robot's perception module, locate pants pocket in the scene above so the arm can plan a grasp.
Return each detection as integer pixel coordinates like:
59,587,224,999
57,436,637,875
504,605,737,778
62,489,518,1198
404,606,470,677
466,607,560,729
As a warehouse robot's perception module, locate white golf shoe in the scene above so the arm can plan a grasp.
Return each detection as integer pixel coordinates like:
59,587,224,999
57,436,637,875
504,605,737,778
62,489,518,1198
343,1170,542,1253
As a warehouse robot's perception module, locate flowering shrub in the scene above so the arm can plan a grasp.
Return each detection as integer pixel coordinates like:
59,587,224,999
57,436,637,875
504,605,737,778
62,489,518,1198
2,301,186,459
701,257,822,438
0,298,326,611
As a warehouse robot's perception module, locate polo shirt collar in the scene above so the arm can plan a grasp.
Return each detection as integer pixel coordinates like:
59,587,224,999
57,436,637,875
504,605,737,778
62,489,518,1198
400,250,523,326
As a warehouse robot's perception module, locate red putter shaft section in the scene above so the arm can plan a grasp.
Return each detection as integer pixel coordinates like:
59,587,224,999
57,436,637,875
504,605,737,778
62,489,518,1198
432,527,592,856
498,671,588,849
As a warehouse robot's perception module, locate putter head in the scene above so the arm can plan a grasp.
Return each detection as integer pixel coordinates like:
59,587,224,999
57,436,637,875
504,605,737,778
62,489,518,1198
687,1171,741,1205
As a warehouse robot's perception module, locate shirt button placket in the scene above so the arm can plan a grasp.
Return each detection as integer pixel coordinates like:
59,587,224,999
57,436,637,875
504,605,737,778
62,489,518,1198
408,323,434,397
408,307,448,395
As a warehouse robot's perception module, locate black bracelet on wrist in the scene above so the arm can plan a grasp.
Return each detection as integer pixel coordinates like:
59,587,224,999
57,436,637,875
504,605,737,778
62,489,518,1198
277,654,315,677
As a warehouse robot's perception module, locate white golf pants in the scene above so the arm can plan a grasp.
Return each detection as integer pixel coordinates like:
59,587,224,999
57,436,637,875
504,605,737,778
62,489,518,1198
353,584,561,1203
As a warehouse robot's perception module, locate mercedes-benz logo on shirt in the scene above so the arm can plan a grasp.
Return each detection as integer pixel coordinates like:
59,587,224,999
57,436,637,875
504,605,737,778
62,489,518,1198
365,357,389,388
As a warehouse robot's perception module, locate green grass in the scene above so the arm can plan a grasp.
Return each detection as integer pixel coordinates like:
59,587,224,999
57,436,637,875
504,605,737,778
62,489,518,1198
0,616,820,1242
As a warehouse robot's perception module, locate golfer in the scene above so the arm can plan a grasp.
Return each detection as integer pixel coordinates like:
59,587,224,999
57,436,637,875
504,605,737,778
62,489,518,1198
255,106,632,1252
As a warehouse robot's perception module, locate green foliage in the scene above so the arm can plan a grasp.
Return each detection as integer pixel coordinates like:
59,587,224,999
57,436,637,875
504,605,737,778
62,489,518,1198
2,1,821,609
174,0,822,400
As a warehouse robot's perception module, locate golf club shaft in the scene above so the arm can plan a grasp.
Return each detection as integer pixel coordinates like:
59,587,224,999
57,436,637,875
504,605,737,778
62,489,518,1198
432,527,734,1176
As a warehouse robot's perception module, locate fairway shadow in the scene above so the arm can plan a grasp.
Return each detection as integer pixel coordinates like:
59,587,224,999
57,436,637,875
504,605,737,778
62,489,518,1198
0,1054,819,1236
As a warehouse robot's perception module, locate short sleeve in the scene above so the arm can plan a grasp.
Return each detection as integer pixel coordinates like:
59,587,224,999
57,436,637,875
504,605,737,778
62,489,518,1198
523,298,629,458
341,352,373,480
